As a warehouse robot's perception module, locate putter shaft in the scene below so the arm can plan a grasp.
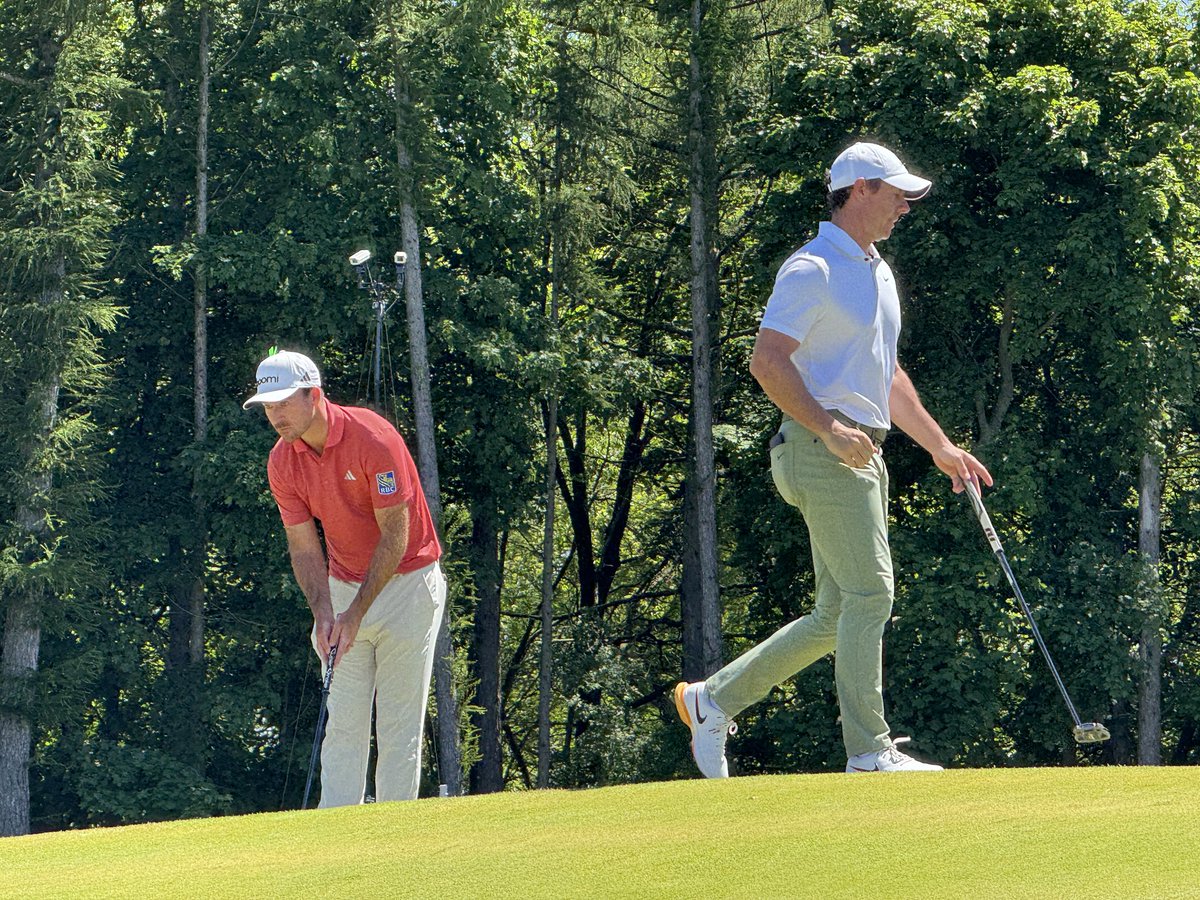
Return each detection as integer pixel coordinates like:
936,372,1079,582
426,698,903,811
964,483,1108,743
302,644,339,809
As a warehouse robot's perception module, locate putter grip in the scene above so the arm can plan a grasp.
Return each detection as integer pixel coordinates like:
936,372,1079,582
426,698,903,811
322,644,339,689
965,481,1005,555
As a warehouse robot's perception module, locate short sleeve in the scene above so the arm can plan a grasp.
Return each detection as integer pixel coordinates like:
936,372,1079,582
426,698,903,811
758,254,830,345
361,431,417,510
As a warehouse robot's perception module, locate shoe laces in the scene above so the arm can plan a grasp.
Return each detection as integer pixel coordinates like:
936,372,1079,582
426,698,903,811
879,736,913,764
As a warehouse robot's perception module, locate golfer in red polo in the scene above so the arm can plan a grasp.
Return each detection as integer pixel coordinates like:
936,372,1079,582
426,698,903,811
245,350,445,806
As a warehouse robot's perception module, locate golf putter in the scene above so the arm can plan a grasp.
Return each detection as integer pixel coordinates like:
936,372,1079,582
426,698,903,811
963,481,1110,745
302,643,339,809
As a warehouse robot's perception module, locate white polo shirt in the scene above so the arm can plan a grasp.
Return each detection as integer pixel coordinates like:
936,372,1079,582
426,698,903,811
758,221,901,430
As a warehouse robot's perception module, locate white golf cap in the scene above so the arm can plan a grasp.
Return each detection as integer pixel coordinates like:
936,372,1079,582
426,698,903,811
829,142,931,200
243,350,321,409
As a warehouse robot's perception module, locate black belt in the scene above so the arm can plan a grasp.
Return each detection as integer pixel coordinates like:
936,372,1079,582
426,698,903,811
769,411,888,449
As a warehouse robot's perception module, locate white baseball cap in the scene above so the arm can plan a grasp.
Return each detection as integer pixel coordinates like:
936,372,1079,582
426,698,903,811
243,350,321,409
829,142,931,199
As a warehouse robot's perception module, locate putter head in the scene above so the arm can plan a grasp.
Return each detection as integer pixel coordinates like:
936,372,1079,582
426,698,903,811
1073,722,1110,744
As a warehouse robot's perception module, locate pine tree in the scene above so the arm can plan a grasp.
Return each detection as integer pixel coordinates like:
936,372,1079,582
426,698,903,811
0,0,124,835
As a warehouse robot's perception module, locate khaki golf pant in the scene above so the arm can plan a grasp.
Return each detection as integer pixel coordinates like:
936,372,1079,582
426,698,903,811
315,561,446,807
707,416,893,758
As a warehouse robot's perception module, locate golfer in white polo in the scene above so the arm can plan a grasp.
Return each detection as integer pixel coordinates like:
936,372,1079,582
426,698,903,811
676,142,992,775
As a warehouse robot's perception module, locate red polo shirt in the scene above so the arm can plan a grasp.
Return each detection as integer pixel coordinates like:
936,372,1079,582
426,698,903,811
267,401,441,583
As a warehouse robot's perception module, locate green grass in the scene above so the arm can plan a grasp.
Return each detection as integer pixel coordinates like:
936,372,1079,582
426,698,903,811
2,768,1197,898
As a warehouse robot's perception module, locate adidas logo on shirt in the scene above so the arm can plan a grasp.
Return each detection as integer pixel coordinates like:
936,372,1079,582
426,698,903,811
344,471,356,481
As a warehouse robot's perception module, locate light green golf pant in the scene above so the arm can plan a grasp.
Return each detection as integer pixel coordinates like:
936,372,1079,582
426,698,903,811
707,415,893,758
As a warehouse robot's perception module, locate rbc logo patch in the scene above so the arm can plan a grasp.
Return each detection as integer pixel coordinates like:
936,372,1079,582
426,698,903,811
375,471,398,496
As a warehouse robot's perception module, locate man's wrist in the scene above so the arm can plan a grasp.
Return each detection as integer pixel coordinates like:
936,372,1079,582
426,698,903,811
807,412,838,440
928,429,955,453
343,598,366,623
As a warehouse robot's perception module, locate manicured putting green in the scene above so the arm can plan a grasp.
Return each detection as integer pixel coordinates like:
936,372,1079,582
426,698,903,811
2,767,1195,898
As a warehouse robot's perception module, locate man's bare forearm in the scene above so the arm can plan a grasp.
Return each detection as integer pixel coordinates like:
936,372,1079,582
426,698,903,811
750,333,837,437
750,328,880,467
348,513,410,619
290,547,331,613
889,364,994,492
888,366,953,454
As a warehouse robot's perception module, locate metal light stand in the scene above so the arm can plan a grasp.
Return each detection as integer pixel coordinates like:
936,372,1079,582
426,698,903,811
348,249,407,407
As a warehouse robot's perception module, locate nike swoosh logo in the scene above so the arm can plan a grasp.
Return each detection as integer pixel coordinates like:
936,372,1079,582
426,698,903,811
848,764,874,772
694,695,706,725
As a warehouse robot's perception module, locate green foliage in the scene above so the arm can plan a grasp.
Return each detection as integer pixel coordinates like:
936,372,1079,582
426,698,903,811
554,619,663,786
3,0,1200,834
0,0,127,837
71,741,234,825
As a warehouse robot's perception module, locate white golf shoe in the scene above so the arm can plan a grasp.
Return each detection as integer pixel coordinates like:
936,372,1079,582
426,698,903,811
674,681,737,778
846,737,942,773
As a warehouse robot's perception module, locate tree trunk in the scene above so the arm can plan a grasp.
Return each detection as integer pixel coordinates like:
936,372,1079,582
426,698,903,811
166,0,209,772
537,226,564,787
0,591,40,837
681,0,722,680
400,182,462,799
0,376,58,837
0,22,67,831
468,507,504,793
1137,450,1164,765
191,0,210,685
558,412,598,608
537,394,558,789
1107,697,1134,765
975,293,1015,447
194,1,209,453
598,401,648,607
537,99,570,787
392,18,462,797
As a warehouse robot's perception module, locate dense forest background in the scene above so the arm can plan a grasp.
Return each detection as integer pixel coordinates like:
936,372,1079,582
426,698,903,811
2,0,1199,835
